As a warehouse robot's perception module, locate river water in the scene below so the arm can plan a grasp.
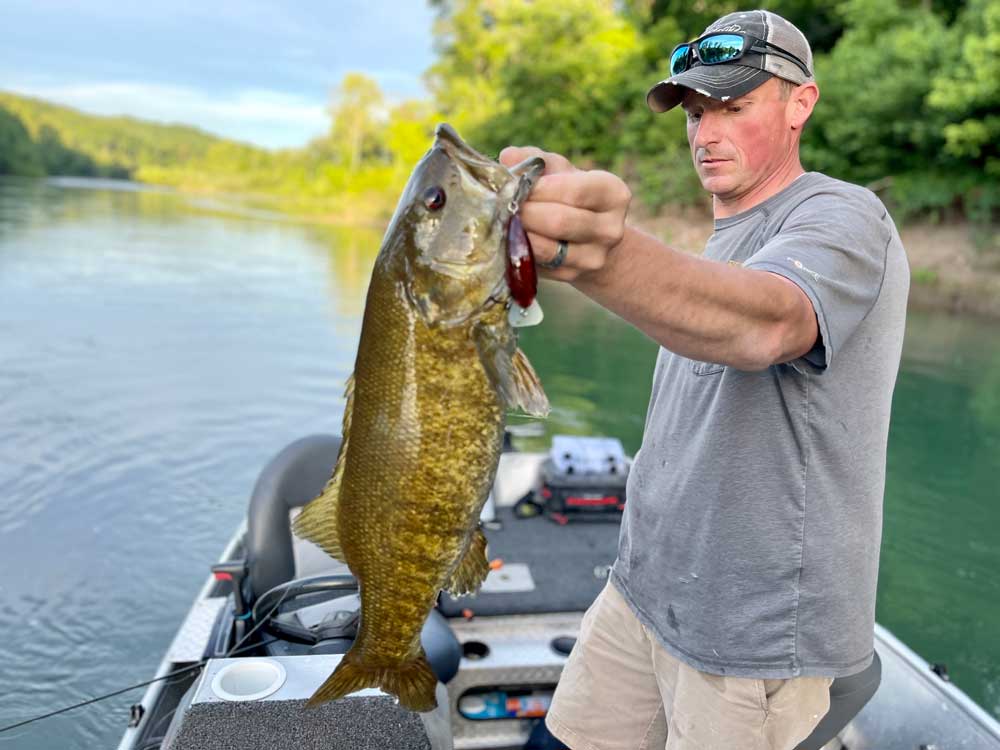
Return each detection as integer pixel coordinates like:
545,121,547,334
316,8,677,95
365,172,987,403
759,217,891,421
0,177,997,748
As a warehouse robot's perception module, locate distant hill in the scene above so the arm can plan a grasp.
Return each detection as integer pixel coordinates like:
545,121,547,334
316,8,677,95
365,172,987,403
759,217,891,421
0,84,438,223
0,91,338,214
0,91,262,180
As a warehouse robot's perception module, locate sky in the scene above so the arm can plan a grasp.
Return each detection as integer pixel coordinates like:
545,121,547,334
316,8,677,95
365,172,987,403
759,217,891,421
0,0,438,149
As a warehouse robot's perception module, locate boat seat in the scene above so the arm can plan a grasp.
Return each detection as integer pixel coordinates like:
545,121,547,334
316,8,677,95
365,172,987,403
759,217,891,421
245,434,462,684
247,434,346,599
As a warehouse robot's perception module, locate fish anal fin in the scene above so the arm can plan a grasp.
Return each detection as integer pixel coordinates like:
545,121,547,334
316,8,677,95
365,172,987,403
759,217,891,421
291,375,354,562
445,527,490,597
305,648,438,713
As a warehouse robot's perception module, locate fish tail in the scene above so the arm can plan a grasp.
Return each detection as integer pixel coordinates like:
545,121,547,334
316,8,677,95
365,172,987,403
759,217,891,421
305,649,438,713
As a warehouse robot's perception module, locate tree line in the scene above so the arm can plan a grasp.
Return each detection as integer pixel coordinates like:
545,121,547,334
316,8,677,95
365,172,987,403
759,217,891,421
1,0,996,228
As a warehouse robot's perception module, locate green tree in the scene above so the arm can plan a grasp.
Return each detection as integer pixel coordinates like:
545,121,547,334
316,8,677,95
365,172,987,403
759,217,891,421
329,73,386,173
801,0,961,215
613,12,702,210
36,124,100,176
0,105,43,176
429,0,645,163
386,100,441,175
426,0,511,135
928,0,1000,222
619,0,844,53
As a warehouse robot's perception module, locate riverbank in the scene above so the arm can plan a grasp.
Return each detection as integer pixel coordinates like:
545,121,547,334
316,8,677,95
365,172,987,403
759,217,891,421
633,207,1000,319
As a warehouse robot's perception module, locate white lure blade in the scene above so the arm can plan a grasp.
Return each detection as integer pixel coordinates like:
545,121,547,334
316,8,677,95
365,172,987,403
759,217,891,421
509,299,544,328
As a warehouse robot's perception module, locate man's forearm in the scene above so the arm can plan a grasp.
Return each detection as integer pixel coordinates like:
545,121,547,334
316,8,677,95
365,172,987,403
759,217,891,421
570,226,816,370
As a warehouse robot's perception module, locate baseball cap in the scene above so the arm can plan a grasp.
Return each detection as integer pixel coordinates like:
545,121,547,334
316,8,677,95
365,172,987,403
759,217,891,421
647,10,814,113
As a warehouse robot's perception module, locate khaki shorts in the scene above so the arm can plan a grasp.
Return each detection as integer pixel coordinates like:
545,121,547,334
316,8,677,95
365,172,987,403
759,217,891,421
546,582,833,750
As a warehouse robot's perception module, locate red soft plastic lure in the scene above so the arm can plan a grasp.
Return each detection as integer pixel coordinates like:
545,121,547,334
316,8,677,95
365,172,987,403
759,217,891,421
505,213,537,309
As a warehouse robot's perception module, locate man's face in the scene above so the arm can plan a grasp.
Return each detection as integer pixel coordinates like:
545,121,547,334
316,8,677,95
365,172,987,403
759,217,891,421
681,77,797,203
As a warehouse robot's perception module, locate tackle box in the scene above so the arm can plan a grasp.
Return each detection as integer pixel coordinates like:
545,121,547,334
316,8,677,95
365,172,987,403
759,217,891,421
519,436,630,523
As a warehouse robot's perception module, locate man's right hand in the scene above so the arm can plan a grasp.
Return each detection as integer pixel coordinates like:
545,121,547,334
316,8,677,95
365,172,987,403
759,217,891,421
499,145,632,283
499,146,819,372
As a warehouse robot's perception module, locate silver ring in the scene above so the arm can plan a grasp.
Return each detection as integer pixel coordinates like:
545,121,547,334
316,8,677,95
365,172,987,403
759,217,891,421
539,240,568,269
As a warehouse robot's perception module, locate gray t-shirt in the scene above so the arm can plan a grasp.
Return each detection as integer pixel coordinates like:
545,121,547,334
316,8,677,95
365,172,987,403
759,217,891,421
612,172,910,679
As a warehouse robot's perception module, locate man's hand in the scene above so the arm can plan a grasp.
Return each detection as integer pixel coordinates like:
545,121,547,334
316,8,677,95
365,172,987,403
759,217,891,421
499,146,631,283
499,147,817,371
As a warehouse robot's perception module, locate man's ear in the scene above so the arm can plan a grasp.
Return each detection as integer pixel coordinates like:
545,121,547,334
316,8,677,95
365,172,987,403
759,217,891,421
788,82,819,130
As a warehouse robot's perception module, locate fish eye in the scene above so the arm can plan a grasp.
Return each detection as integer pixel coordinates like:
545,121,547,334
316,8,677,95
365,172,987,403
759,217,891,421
422,186,446,211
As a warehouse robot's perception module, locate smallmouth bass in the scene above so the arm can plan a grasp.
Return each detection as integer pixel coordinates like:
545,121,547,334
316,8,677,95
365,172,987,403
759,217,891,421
293,123,549,712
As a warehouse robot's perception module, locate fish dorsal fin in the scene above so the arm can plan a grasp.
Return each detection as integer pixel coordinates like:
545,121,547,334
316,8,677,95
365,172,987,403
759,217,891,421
444,527,490,597
474,323,550,418
292,374,354,562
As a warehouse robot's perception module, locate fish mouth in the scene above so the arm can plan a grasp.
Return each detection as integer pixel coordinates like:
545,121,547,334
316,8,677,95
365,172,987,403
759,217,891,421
434,122,492,161
434,123,493,163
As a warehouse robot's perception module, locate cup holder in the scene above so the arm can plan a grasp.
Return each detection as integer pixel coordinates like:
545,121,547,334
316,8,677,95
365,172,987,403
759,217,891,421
210,659,287,702
462,641,490,660
551,636,576,656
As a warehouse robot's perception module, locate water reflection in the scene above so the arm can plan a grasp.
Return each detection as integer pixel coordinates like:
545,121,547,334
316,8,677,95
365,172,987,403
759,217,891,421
309,224,382,320
517,281,657,453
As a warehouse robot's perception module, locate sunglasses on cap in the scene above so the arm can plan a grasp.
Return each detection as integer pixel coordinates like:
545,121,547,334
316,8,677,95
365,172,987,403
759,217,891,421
669,32,811,79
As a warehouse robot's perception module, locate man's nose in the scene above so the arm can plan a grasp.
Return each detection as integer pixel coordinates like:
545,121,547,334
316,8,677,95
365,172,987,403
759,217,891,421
693,111,723,149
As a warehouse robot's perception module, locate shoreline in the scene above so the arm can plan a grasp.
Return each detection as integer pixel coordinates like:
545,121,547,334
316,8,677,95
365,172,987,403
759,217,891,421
632,207,1000,319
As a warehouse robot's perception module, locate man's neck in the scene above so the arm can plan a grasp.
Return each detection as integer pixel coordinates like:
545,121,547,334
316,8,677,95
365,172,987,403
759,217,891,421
712,158,805,220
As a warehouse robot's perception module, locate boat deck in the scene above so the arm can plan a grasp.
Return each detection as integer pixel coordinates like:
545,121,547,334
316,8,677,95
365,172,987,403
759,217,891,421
441,504,620,618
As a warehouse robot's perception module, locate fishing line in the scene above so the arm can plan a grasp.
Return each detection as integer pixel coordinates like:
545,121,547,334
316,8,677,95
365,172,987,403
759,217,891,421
0,585,296,737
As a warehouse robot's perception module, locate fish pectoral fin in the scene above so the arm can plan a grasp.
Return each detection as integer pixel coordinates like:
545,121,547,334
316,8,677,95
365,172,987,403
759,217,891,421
444,527,490,597
475,322,550,418
504,347,550,418
306,648,438,712
291,375,354,562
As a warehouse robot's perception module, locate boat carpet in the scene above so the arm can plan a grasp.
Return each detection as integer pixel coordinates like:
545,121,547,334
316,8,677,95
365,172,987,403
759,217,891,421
439,505,620,617
166,696,435,749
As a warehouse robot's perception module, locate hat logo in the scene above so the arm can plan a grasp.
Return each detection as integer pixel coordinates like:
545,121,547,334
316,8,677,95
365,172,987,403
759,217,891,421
708,23,743,33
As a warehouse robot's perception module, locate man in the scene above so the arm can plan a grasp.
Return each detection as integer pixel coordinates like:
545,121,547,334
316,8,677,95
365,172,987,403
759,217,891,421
499,9,909,750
